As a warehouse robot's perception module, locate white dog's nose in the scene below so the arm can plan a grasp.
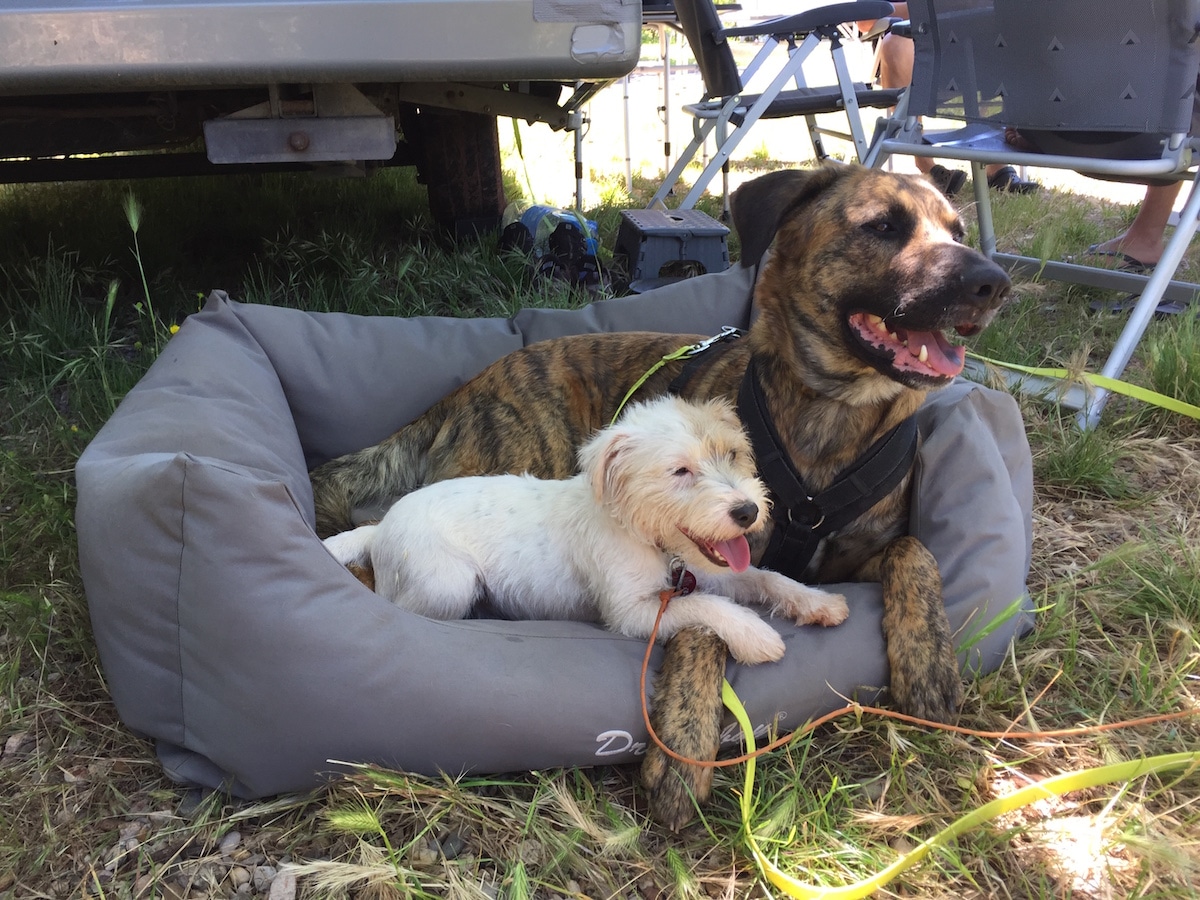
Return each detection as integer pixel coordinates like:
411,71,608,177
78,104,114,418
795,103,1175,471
729,501,759,529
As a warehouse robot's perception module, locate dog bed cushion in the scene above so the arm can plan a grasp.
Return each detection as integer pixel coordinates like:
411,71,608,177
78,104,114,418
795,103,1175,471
76,266,1035,798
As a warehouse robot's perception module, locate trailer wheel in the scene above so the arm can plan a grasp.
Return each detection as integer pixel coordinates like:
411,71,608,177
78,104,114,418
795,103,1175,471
401,106,507,236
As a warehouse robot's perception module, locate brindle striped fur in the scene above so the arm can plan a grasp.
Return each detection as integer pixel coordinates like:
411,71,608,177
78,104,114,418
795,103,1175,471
309,164,1012,831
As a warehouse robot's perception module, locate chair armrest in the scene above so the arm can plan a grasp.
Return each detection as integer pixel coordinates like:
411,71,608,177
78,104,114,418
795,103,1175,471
722,1,893,39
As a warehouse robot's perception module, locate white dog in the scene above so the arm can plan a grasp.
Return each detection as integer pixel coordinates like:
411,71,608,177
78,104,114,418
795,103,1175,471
322,395,848,664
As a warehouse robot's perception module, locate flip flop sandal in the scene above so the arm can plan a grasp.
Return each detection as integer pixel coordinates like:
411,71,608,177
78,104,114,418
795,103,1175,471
1076,245,1155,274
987,165,1041,194
928,164,967,197
1153,299,1193,316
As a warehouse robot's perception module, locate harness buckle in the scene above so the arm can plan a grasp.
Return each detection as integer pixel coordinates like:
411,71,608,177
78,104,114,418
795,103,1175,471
685,325,744,357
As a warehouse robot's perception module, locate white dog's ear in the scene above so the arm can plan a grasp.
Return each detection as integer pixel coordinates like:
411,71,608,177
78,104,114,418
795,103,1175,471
580,429,630,503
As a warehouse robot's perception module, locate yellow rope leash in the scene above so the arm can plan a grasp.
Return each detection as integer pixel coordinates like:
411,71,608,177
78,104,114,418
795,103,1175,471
721,680,1200,899
609,326,744,425
967,350,1200,420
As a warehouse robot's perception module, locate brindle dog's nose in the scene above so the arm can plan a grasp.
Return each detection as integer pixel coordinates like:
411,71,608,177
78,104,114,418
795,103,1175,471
729,501,759,529
963,254,1012,309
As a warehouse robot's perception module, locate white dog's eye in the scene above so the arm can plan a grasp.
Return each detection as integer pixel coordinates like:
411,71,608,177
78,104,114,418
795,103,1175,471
673,466,692,477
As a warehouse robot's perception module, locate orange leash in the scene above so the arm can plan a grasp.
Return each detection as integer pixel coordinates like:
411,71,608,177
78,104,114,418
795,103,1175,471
639,590,1198,769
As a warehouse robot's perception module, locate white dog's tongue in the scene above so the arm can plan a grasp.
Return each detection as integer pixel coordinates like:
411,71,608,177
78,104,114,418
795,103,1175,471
716,536,752,573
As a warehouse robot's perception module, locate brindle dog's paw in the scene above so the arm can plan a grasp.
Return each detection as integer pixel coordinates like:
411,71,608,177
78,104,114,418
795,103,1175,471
641,628,727,831
879,535,963,723
888,634,963,722
641,750,707,833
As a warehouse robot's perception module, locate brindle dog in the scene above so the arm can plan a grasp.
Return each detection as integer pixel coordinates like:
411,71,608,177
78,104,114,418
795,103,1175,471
310,164,1012,830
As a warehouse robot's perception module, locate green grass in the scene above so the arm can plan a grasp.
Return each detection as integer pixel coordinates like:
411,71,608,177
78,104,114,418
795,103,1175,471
2,158,1199,899
1145,310,1200,410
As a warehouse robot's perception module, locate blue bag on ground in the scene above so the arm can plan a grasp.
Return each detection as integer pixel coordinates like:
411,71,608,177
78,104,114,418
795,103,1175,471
500,202,601,288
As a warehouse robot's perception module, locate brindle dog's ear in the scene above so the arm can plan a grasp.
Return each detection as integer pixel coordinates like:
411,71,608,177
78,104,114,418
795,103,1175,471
731,165,849,267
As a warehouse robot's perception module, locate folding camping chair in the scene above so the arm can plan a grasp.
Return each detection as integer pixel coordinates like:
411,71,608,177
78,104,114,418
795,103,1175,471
648,0,905,215
865,0,1200,429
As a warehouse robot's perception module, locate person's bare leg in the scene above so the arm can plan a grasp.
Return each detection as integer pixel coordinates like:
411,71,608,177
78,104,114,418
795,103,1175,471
1089,182,1184,266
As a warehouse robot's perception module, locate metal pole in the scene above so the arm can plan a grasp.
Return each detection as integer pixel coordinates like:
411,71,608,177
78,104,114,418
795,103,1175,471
622,74,633,194
660,24,672,174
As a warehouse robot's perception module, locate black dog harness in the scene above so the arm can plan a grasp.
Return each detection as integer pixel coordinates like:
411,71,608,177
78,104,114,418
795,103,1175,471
665,330,919,581
736,356,918,581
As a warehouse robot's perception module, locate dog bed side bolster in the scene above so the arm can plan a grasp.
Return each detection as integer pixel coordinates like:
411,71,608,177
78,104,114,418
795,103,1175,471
76,294,305,754
512,262,759,346
910,383,1036,674
226,294,528,466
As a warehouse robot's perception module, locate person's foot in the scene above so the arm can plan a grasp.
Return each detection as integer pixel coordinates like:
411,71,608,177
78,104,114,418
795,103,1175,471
987,165,1041,194
927,164,966,197
1082,237,1159,270
1002,127,1039,152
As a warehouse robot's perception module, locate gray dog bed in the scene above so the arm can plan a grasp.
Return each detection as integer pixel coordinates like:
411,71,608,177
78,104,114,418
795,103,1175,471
76,264,1035,798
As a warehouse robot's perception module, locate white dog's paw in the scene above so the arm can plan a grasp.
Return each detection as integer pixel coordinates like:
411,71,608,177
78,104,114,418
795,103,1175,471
808,591,849,627
718,615,786,665
776,586,849,628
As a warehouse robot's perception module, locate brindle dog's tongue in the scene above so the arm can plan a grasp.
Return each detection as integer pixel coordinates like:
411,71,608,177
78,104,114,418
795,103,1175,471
904,328,965,377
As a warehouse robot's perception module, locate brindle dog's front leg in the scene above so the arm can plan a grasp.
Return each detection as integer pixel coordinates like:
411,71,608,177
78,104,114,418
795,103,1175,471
871,535,962,721
641,536,961,830
640,628,727,831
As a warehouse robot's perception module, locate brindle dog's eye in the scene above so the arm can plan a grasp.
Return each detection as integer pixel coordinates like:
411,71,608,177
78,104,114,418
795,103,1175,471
864,219,896,235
